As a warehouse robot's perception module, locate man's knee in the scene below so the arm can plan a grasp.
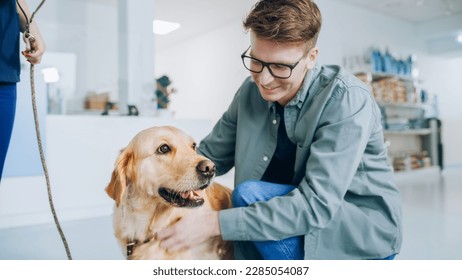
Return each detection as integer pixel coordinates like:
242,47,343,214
232,180,262,207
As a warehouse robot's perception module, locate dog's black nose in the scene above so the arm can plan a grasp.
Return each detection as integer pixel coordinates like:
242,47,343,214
197,160,216,177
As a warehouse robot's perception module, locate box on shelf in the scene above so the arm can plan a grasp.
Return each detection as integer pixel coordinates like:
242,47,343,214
84,92,110,110
356,73,418,104
391,151,431,172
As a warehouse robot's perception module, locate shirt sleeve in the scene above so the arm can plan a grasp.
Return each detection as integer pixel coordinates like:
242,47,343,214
198,84,242,176
219,84,377,241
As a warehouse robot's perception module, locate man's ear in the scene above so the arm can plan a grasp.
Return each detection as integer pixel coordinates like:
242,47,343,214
105,148,136,207
306,47,319,69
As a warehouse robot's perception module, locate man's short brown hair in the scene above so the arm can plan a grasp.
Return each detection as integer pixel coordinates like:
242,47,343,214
244,0,322,48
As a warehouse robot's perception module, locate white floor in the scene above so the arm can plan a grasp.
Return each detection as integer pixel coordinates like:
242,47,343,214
0,167,461,260
395,167,462,259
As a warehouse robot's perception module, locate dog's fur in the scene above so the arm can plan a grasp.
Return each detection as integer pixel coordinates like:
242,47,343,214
105,126,233,260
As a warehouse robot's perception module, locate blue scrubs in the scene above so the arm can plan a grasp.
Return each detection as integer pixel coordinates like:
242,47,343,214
0,0,21,181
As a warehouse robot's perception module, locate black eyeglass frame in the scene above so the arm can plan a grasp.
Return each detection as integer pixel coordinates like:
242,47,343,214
240,46,306,79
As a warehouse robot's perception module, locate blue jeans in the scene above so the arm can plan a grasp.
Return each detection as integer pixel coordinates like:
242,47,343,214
231,180,397,260
375,254,396,260
0,82,17,181
232,180,304,260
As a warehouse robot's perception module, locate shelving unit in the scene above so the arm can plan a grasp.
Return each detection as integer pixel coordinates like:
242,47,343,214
355,72,442,175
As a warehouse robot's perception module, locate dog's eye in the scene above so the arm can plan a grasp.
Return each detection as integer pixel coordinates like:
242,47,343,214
157,144,171,154
192,143,196,150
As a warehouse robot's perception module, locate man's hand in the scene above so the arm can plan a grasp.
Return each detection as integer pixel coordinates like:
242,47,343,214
157,210,221,253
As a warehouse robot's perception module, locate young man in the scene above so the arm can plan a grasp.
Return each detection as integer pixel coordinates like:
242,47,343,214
158,0,402,260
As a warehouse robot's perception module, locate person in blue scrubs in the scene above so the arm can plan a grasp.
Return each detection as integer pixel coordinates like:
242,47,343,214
0,0,45,181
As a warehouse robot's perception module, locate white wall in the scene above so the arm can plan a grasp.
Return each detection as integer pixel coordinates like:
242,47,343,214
155,0,462,166
31,0,118,101
155,22,250,121
317,0,419,65
85,1,118,97
418,56,462,167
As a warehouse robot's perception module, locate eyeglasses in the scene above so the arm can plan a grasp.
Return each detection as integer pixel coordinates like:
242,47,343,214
241,46,306,79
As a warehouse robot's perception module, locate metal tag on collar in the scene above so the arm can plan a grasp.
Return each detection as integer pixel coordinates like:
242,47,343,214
126,241,136,257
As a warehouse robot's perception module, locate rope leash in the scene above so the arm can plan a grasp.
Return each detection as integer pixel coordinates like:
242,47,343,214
17,0,72,260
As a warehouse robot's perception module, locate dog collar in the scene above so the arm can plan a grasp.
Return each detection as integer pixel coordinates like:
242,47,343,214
126,236,155,258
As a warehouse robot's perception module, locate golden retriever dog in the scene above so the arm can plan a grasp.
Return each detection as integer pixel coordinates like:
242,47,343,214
105,126,233,260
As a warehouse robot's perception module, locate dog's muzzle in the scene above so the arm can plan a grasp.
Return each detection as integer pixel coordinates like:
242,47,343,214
158,159,216,208
158,183,210,208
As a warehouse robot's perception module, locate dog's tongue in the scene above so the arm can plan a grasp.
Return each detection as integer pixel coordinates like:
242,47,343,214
180,190,203,200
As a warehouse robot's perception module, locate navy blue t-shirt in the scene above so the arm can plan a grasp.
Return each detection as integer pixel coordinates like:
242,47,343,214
261,103,296,185
0,0,21,83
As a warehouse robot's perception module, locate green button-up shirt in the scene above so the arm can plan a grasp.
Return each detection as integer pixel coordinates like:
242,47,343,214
198,65,402,259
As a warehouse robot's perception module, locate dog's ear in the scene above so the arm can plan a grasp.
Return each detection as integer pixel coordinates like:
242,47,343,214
105,148,136,207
